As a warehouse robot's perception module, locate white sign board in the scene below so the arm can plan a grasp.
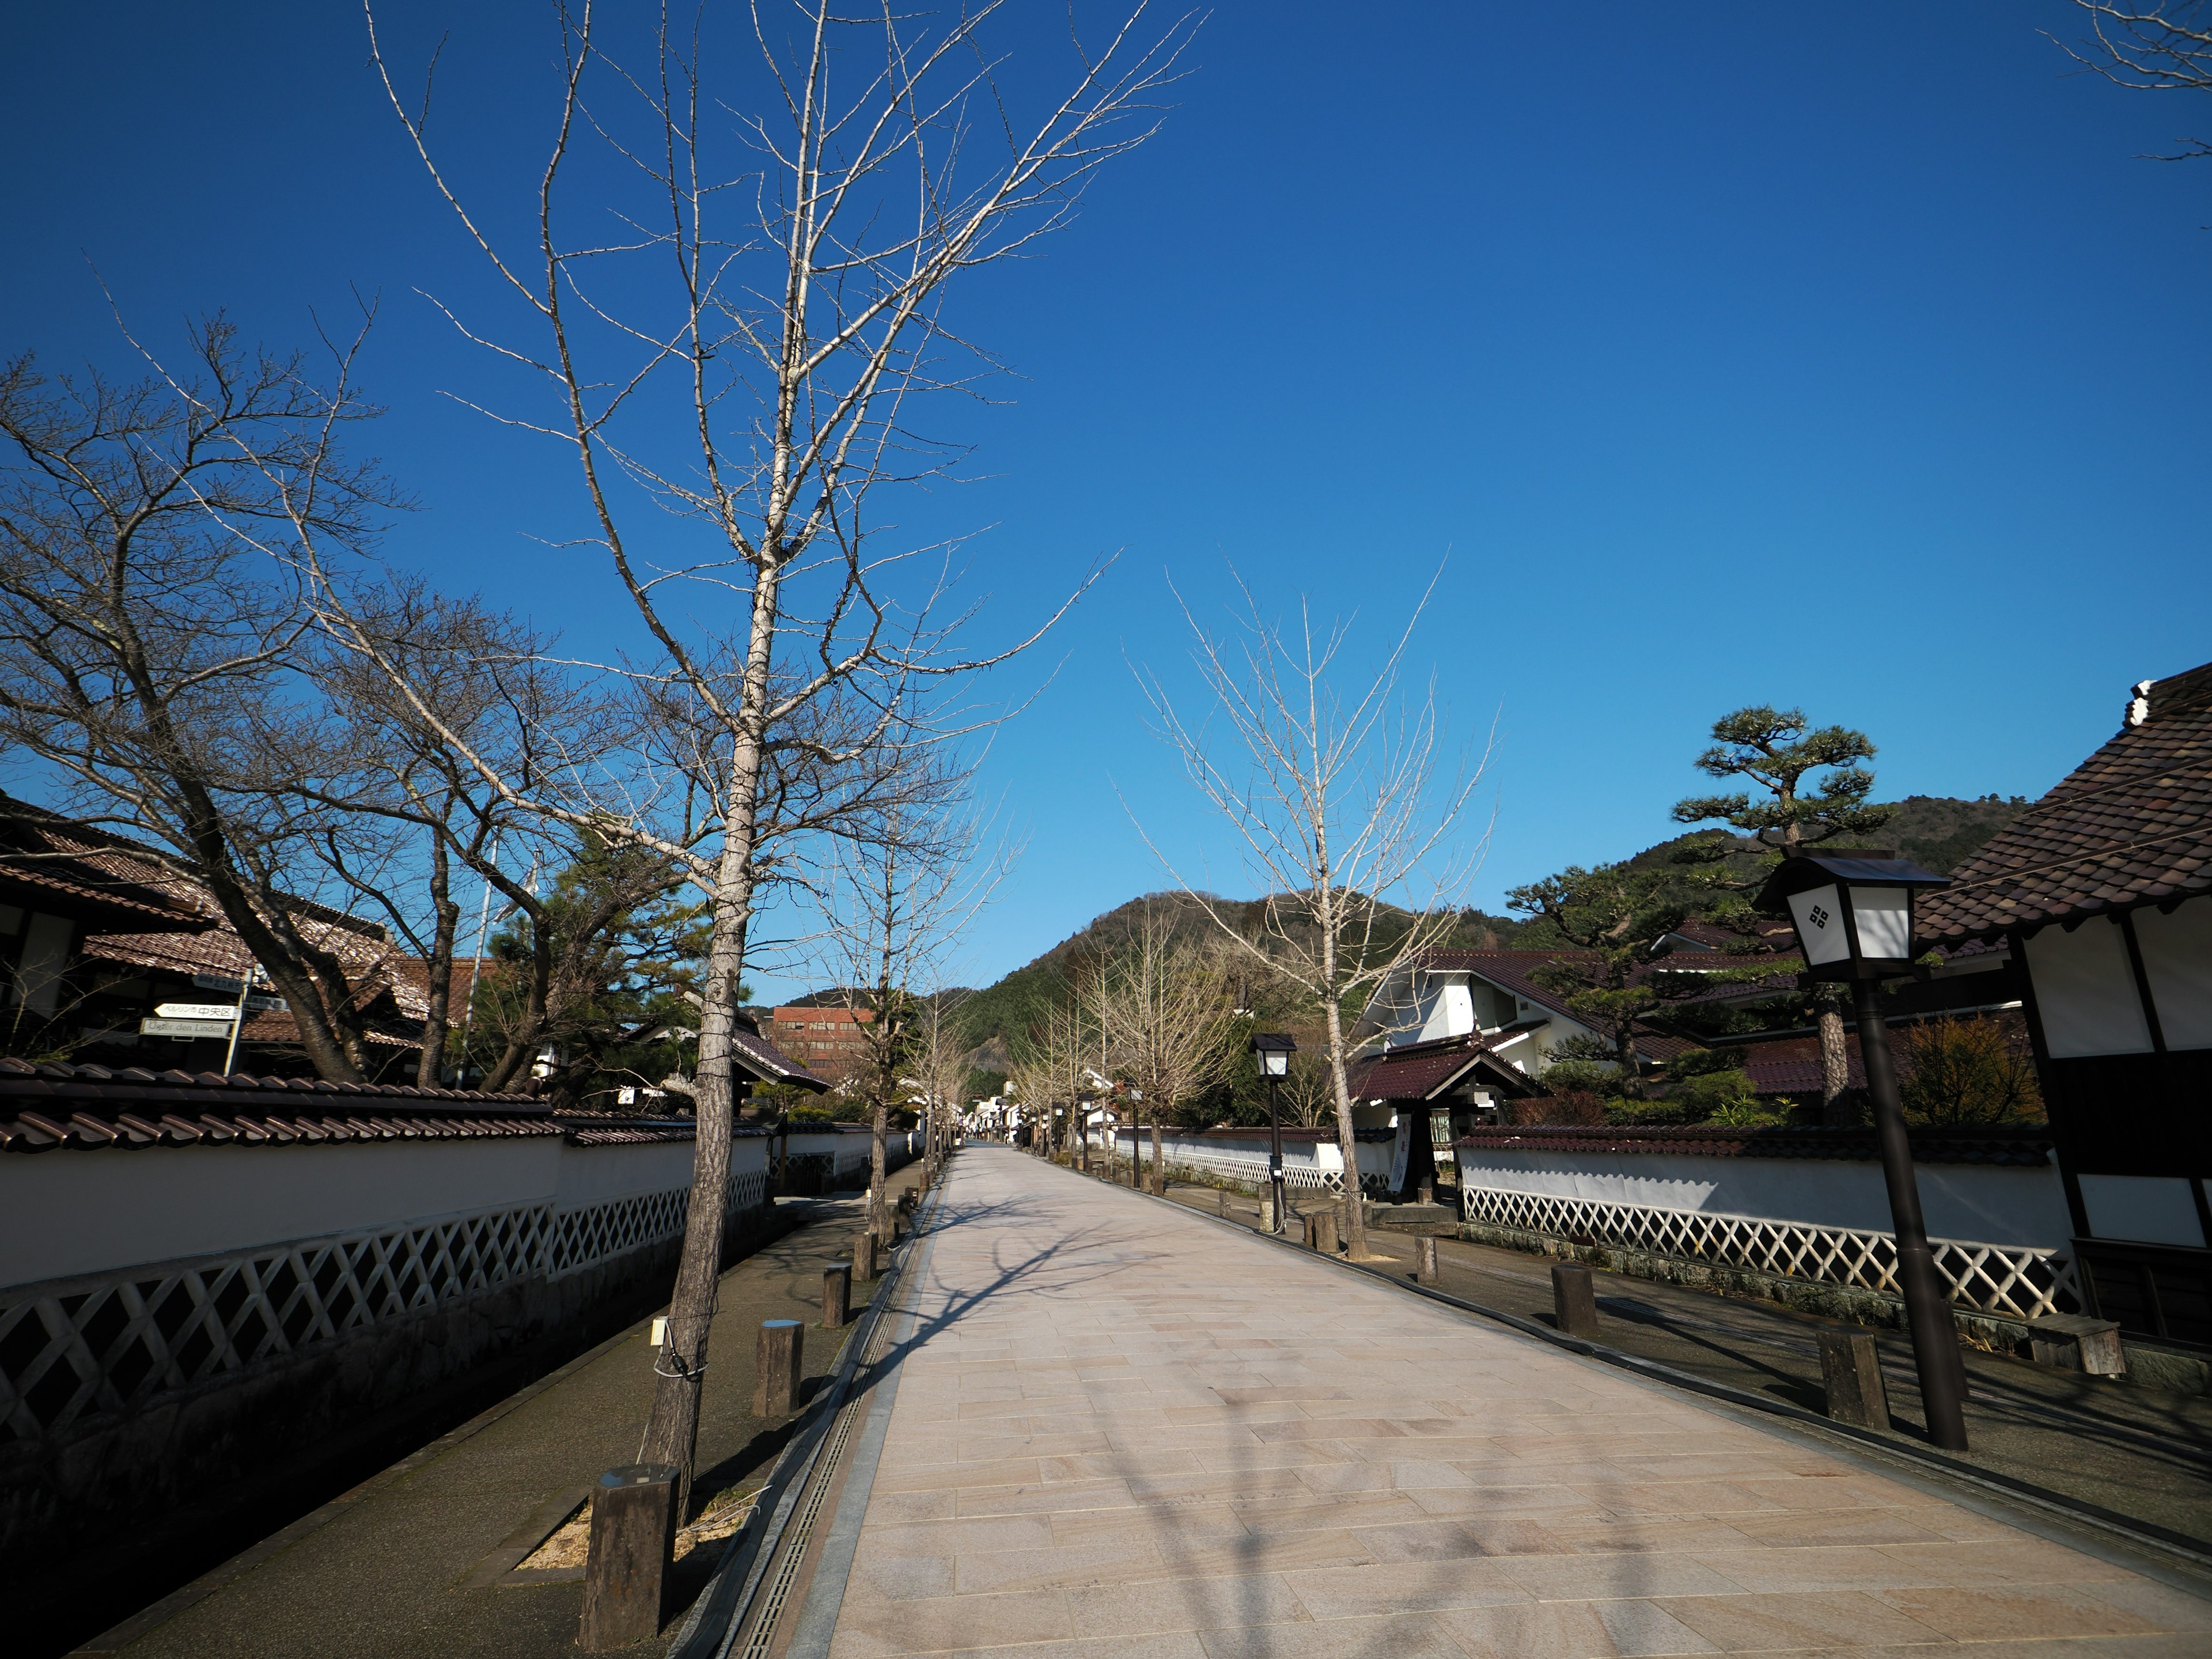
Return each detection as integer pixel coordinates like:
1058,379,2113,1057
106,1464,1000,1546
1388,1116,1413,1192
141,1017,234,1039
155,1003,240,1022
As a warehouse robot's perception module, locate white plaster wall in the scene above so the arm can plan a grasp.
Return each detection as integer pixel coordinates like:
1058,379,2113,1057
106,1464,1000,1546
551,1138,705,1207
1,1138,565,1288
1457,1150,2072,1251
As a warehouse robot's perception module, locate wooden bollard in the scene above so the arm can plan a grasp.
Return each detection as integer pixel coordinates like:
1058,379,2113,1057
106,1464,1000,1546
1217,1188,1229,1217
854,1230,879,1283
578,1462,677,1649
755,1319,804,1417
823,1263,851,1330
1417,1237,1438,1284
1551,1262,1600,1338
1817,1327,1889,1428
1306,1210,1339,1255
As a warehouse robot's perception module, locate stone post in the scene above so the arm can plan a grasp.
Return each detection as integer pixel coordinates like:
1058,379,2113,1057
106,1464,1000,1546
823,1263,852,1330
755,1319,804,1417
1817,1327,1889,1427
578,1463,677,1649
1416,1237,1438,1285
1551,1262,1599,1338
855,1230,879,1283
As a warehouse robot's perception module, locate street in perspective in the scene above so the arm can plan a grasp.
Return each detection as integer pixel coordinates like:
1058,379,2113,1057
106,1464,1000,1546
2,3,2210,1657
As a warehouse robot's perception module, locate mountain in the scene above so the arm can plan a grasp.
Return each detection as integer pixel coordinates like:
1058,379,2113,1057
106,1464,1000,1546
946,797,2026,1065
1623,794,2029,881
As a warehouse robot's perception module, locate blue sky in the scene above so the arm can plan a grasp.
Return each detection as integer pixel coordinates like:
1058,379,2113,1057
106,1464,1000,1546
5,2,2207,999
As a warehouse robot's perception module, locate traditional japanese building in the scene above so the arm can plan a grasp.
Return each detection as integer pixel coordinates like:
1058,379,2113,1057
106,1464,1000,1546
1916,661,2212,1348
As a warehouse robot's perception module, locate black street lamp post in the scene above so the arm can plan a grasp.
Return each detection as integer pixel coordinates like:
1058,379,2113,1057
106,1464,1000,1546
1252,1033,1296,1234
1758,853,1970,1451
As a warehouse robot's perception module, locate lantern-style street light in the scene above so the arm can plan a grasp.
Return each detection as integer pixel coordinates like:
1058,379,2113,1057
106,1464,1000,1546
1252,1033,1296,1234
1757,853,1969,1451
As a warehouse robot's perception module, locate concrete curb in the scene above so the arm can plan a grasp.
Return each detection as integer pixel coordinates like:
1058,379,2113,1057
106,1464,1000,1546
668,1172,947,1659
1035,1152,2212,1580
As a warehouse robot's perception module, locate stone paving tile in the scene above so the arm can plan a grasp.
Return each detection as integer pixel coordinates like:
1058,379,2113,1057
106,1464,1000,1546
819,1151,2212,1658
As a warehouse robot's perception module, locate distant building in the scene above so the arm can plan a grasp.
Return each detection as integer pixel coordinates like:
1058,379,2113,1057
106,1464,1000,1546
769,1003,876,1085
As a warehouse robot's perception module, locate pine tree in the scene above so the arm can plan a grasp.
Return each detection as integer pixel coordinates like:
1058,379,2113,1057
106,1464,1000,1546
1671,706,1896,1123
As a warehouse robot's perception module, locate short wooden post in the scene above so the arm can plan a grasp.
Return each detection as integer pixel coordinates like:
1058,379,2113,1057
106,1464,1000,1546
1417,1237,1438,1285
822,1263,851,1330
1259,1197,1277,1232
755,1319,804,1417
1217,1188,1229,1217
1818,1327,1890,1427
854,1231,879,1283
1306,1209,1338,1254
1551,1262,1599,1338
2028,1314,2126,1377
578,1462,677,1649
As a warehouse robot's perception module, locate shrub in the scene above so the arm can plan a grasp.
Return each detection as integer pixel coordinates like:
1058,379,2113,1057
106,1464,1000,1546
1897,1017,2044,1126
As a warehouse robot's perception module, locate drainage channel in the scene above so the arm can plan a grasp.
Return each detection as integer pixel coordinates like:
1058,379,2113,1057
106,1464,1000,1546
669,1177,940,1659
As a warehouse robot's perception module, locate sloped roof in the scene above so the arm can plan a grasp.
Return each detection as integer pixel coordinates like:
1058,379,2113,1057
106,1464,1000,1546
1918,662,2212,944
0,1057,551,1155
1454,1122,2052,1167
1344,1034,1537,1102
732,1025,830,1091
0,795,210,932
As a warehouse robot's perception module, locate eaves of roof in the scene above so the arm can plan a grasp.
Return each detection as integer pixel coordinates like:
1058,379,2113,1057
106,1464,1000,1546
0,1056,554,1156
1453,1123,2052,1167
1917,663,2212,943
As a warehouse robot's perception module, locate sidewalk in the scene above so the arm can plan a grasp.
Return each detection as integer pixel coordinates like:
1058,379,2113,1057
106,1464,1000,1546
810,1146,2211,1659
1147,1175,2212,1546
75,1175,920,1659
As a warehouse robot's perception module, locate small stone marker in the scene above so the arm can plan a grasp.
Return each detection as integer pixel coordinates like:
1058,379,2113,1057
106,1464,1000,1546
1217,1188,1229,1217
1305,1210,1339,1255
1416,1237,1438,1284
854,1230,879,1283
755,1319,804,1416
2028,1314,2125,1377
578,1462,677,1649
822,1263,851,1329
1259,1197,1276,1232
1551,1262,1600,1338
1817,1326,1889,1427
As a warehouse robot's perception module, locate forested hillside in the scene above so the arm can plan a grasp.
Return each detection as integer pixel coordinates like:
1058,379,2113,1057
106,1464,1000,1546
942,796,2028,1069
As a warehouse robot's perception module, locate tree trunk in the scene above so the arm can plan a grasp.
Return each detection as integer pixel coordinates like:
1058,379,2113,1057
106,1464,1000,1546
416,831,459,1088
1817,994,1854,1126
1148,1111,1163,1195
636,561,781,1511
1322,992,1369,1258
872,1090,890,1243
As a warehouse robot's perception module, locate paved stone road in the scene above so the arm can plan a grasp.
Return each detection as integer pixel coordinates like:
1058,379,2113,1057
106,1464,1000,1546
824,1147,2209,1659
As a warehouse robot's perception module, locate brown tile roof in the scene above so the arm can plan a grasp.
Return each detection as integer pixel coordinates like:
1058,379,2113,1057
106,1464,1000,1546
1453,1123,2053,1167
1917,661,2212,944
1344,1035,1535,1102
0,1056,552,1154
0,795,211,931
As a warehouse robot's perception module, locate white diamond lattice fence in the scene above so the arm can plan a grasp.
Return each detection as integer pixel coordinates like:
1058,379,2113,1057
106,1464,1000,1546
1459,1184,2077,1320
0,1169,767,1449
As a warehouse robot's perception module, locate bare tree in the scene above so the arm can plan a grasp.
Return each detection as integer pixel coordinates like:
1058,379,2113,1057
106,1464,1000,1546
0,323,414,1082
816,787,1007,1248
1134,574,1489,1259
2056,2,2212,159
356,0,1196,1499
1099,903,1235,1195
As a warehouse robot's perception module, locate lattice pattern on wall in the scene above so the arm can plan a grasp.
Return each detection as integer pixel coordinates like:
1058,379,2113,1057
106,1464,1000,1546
0,1200,554,1446
1460,1184,2078,1320
3,1166,771,1449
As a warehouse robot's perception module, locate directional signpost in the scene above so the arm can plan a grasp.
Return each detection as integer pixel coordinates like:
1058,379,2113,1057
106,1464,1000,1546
155,1003,241,1022
141,1018,236,1039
